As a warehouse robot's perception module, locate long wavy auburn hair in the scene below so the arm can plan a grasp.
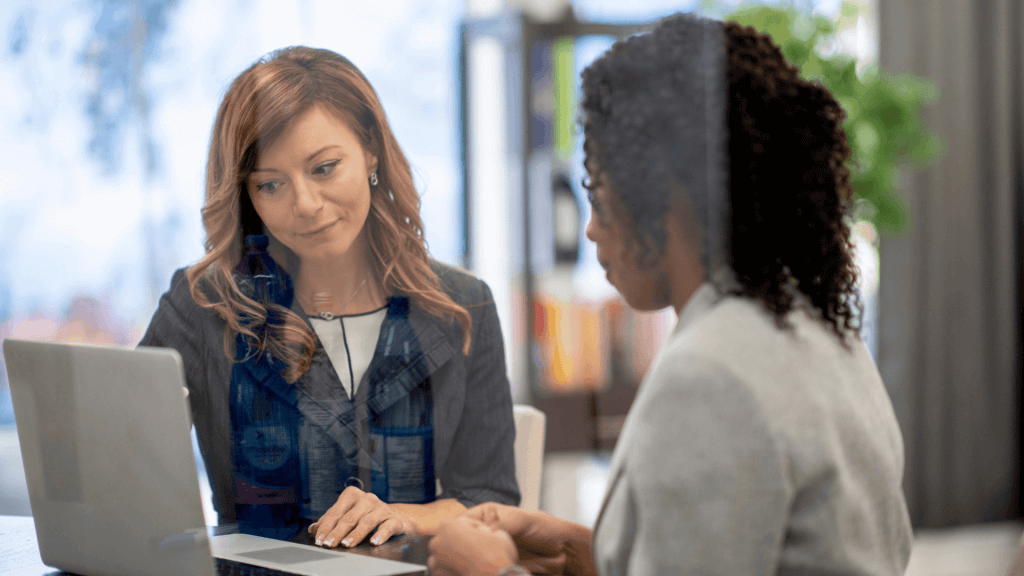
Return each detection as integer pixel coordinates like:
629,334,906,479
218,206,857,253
187,46,472,383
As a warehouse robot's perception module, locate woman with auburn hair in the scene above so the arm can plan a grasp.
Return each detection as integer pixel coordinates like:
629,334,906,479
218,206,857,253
428,13,911,576
140,46,518,546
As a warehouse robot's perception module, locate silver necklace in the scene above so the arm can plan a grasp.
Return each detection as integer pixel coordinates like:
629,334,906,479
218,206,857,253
309,273,370,320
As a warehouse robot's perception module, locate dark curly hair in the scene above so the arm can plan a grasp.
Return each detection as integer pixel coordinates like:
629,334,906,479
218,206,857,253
580,13,862,342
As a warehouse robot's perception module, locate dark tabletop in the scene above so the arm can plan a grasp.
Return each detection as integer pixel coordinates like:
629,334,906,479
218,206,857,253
0,515,431,576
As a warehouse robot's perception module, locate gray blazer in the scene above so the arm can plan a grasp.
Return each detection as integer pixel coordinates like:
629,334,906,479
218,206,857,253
139,261,520,523
593,281,912,575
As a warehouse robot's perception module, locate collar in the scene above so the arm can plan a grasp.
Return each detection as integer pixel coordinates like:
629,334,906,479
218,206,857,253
290,294,456,424
288,292,457,367
672,265,736,337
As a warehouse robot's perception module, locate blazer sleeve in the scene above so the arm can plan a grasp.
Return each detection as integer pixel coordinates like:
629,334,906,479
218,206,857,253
438,281,521,508
595,356,791,576
137,268,212,410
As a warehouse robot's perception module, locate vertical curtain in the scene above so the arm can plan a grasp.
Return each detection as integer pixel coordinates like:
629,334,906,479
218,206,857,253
877,0,1024,527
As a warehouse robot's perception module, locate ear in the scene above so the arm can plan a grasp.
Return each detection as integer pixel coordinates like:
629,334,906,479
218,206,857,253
365,151,379,177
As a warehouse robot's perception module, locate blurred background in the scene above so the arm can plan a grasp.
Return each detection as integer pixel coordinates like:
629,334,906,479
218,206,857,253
0,0,1020,574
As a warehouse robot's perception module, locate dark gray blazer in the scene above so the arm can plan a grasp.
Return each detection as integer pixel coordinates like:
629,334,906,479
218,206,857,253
139,261,520,524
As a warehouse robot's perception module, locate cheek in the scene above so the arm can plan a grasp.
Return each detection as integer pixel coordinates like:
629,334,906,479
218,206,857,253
352,189,373,227
606,241,667,307
332,178,372,212
333,186,373,242
606,233,635,270
359,187,373,212
616,271,657,309
631,263,673,310
255,205,291,234
248,194,277,228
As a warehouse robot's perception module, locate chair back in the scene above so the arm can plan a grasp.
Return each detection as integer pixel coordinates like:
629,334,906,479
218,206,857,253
512,405,546,511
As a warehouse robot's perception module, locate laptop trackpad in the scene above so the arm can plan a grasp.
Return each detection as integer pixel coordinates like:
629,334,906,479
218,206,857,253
210,533,426,575
235,546,340,565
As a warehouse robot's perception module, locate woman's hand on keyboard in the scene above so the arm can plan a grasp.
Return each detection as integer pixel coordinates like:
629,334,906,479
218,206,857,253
308,486,412,548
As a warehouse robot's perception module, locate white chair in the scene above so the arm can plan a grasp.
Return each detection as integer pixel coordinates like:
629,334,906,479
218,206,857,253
512,404,546,511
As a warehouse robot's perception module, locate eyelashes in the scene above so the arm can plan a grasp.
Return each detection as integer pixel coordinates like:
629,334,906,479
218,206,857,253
253,160,342,195
256,180,282,194
311,160,340,177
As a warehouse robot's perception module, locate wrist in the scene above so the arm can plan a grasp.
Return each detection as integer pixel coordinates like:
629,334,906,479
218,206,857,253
398,512,421,536
559,523,596,576
390,499,465,535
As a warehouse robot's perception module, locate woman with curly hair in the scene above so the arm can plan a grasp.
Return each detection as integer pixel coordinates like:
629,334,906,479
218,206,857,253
428,12,911,576
140,47,518,546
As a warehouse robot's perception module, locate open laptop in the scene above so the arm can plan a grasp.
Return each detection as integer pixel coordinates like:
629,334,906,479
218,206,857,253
2,338,426,576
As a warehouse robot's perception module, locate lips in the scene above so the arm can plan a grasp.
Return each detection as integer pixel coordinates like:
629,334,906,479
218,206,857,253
597,257,612,282
298,220,338,237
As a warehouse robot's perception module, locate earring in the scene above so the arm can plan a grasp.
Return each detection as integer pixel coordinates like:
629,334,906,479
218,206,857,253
369,172,379,187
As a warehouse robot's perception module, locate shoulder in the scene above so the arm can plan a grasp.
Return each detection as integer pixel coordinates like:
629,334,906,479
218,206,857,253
163,267,203,312
637,348,769,436
162,266,225,312
627,328,793,491
652,294,854,437
626,349,790,502
152,266,224,330
679,294,785,347
633,300,778,440
672,292,864,380
139,266,225,350
667,290,900,467
429,260,493,308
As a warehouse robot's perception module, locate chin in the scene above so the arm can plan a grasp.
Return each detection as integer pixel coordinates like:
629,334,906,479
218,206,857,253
622,294,672,312
286,243,341,264
297,228,359,255
318,243,357,260
619,282,673,312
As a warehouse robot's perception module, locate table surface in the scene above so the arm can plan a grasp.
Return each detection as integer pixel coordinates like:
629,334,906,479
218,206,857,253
0,515,431,576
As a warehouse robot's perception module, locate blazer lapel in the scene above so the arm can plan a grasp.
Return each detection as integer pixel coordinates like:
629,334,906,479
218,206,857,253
594,454,628,531
365,299,455,415
404,304,461,476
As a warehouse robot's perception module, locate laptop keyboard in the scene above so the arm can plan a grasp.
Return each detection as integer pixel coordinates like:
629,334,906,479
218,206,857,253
214,557,309,576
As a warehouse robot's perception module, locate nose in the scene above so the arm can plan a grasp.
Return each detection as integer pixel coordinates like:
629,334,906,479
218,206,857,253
291,178,324,218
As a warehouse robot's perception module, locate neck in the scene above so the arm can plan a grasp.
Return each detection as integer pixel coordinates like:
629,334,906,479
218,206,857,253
663,211,707,315
290,237,386,316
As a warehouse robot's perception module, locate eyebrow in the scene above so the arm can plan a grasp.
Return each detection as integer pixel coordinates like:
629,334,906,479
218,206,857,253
252,145,343,173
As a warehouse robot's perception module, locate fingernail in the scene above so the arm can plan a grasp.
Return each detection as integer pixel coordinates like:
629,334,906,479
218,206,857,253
315,535,323,546
370,536,381,545
342,538,352,548
324,538,334,548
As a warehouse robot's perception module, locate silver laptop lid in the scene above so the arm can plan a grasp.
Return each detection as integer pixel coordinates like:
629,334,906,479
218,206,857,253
3,338,428,576
2,338,215,576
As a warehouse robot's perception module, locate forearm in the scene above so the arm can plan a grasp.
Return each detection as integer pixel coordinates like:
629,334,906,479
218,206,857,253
555,519,596,576
390,498,467,535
